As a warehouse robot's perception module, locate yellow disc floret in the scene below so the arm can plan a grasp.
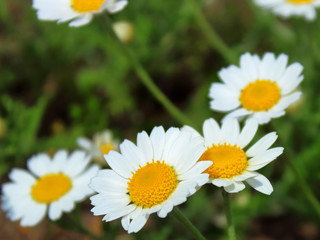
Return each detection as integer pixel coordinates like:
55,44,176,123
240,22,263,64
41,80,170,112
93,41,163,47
100,144,114,155
31,173,72,203
127,161,178,208
72,0,106,13
240,80,281,111
199,143,247,179
287,0,314,4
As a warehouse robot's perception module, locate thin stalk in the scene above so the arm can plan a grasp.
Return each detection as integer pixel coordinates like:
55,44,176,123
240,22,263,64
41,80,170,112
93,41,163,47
222,191,237,240
173,207,207,240
101,14,194,127
187,0,238,64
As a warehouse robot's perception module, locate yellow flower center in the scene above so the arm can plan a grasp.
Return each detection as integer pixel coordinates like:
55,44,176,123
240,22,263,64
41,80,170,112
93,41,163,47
287,0,314,4
72,0,106,13
240,80,281,111
199,143,247,179
100,144,114,155
127,161,178,208
31,173,72,203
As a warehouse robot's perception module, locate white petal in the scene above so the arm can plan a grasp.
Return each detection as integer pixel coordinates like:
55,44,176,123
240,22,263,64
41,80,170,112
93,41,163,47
224,181,246,193
211,179,233,187
246,173,273,195
64,150,90,177
137,131,153,165
220,118,240,145
246,132,278,157
8,169,36,185
106,151,133,178
179,161,212,180
27,153,52,177
236,118,258,148
232,171,258,181
102,204,136,222
150,126,166,161
77,137,93,150
120,140,144,171
20,202,47,226
157,201,174,218
69,14,92,27
247,147,283,170
203,118,221,146
128,214,149,233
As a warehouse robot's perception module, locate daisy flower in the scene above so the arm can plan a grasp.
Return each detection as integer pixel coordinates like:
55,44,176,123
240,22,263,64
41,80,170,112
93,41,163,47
209,52,303,124
32,0,128,27
1,150,99,226
77,130,120,165
184,118,283,194
254,0,320,21
89,126,212,233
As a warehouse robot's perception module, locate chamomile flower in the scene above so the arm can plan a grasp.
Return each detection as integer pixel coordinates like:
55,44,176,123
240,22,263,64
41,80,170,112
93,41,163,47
89,126,212,233
254,0,320,21
77,130,120,165
209,52,303,124
1,150,99,226
32,0,128,27
185,118,283,194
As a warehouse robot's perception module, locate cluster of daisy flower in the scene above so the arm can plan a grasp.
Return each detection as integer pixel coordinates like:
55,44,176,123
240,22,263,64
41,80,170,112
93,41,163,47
1,51,303,233
0,0,308,236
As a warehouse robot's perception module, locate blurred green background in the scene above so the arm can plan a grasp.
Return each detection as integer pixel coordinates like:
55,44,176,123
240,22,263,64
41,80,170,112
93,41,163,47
1,0,320,239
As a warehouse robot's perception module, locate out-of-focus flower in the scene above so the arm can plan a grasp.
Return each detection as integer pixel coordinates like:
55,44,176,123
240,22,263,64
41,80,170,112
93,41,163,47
113,21,134,43
32,0,128,27
77,130,120,165
89,126,211,233
1,150,99,226
209,52,303,124
254,0,320,21
184,118,283,194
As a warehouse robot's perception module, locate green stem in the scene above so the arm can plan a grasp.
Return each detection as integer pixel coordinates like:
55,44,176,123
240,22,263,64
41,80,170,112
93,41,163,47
187,0,238,64
101,14,194,127
173,207,207,240
222,191,237,240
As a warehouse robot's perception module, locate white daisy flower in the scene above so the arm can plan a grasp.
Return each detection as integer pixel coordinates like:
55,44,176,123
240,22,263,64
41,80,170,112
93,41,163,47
254,0,320,21
185,118,283,194
209,52,303,124
89,126,212,233
32,0,128,27
1,150,99,226
77,130,119,165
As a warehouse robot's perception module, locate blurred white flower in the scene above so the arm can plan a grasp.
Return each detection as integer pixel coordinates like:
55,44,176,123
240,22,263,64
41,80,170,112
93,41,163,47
32,0,128,27
113,21,134,43
254,0,320,21
1,150,99,226
77,130,120,165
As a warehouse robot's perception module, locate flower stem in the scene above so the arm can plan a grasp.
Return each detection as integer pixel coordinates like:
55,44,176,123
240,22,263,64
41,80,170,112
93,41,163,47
187,0,238,64
101,14,194,127
173,207,207,240
222,190,237,240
